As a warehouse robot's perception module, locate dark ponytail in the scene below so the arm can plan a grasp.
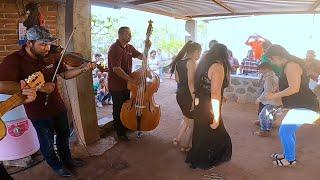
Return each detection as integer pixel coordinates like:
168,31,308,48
170,40,192,75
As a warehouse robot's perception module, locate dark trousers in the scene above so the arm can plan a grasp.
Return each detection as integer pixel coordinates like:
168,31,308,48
110,90,130,137
0,163,13,180
31,111,72,171
258,102,265,115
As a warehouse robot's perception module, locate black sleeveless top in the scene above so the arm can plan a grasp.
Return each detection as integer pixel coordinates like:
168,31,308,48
195,62,229,97
176,59,189,89
279,61,319,112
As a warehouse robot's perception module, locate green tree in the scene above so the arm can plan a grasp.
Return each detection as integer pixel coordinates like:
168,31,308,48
153,26,184,57
91,14,120,54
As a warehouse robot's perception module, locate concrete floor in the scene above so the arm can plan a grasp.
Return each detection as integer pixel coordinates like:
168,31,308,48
13,77,320,180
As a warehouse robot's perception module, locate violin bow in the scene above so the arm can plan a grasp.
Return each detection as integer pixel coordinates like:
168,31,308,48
45,27,76,106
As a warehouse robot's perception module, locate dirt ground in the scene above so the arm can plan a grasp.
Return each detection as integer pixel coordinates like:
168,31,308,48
13,77,320,180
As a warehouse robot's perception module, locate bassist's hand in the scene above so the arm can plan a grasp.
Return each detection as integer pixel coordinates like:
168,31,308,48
20,80,37,104
146,70,152,79
145,39,152,49
129,78,140,87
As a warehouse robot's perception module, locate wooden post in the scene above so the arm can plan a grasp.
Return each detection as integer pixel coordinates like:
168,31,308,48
185,20,197,42
64,0,100,145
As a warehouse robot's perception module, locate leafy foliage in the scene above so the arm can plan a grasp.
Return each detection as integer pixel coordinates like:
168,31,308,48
91,14,120,54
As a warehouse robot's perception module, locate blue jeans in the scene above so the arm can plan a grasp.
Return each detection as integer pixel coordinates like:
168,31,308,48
279,124,300,161
159,67,164,79
259,105,278,131
97,91,111,103
279,108,320,161
31,111,72,171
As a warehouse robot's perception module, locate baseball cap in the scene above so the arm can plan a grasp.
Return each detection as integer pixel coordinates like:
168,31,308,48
25,25,58,44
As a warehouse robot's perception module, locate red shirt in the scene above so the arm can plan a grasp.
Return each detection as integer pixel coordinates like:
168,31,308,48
108,40,141,91
249,41,263,60
0,47,67,120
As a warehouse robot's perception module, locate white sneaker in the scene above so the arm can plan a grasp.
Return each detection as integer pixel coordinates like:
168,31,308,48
96,102,103,108
160,79,163,83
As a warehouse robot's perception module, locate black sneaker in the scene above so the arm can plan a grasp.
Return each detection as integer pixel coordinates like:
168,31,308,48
54,168,73,177
64,158,86,168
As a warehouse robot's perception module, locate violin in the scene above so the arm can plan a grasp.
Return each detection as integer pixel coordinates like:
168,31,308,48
49,45,108,72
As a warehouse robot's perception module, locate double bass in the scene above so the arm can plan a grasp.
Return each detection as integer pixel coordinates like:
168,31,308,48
120,21,161,131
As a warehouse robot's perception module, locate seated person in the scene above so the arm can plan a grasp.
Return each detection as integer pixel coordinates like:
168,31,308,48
228,50,239,74
255,63,282,137
96,78,112,107
93,71,102,94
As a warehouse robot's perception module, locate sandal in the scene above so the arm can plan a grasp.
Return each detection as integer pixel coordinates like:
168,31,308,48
273,158,296,167
270,153,285,160
173,138,178,146
254,130,271,137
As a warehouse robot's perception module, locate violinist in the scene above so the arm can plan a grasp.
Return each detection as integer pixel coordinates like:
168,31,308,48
0,26,95,177
108,26,150,141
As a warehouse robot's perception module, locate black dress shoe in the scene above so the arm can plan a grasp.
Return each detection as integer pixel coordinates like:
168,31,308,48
64,159,86,168
54,168,73,177
118,135,130,141
189,164,197,169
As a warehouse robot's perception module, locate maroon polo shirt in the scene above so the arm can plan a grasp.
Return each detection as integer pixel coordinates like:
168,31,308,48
108,40,141,91
0,47,67,120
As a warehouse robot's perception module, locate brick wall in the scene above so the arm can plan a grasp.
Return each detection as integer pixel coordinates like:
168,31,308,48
0,0,59,62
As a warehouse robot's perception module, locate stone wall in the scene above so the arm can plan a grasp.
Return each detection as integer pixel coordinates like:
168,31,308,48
224,75,262,103
312,85,320,105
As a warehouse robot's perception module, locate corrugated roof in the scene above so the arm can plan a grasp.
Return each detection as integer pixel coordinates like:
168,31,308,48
92,0,320,19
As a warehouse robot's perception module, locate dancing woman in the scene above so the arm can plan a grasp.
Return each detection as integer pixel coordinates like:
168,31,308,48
171,41,202,152
265,45,320,167
186,43,232,169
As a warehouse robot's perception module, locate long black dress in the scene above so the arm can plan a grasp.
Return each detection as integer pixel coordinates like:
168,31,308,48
186,69,232,169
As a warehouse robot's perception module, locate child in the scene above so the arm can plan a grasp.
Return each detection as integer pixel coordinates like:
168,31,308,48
255,62,282,137
96,78,112,108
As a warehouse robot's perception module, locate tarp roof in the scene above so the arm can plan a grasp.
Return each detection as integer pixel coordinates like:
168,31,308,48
92,0,320,19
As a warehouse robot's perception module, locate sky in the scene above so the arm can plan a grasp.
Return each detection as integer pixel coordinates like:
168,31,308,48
91,5,320,61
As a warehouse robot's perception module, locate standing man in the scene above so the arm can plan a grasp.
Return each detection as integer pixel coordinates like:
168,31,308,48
305,50,317,69
108,26,149,141
0,26,95,177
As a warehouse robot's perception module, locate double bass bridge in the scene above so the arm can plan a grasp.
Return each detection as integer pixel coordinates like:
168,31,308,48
135,105,146,109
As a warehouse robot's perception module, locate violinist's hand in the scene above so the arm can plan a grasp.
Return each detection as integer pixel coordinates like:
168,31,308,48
82,62,96,72
20,80,37,104
38,82,56,94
